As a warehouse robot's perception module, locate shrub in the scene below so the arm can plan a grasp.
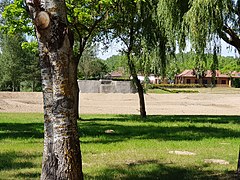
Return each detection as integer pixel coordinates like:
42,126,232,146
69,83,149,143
148,84,203,89
233,78,240,88
160,88,199,93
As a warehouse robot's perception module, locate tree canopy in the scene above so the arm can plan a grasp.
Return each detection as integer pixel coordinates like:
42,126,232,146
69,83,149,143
158,0,240,56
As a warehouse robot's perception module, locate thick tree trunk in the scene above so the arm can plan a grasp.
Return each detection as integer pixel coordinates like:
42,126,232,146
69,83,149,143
39,42,56,179
72,59,80,119
50,35,83,180
26,0,83,179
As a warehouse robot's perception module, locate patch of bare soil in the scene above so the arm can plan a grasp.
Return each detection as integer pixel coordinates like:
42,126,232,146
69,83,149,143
0,92,43,113
0,89,240,115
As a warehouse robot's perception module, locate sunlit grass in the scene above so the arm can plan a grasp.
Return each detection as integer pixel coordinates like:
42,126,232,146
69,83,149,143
0,113,239,179
147,88,199,94
147,88,171,94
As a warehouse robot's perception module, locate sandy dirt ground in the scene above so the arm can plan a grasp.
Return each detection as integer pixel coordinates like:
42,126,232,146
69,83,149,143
0,88,240,115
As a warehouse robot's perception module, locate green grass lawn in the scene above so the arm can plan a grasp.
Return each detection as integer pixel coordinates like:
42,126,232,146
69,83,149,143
0,113,239,179
147,89,172,94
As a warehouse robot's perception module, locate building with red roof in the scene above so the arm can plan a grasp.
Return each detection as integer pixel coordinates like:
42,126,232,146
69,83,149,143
175,70,240,87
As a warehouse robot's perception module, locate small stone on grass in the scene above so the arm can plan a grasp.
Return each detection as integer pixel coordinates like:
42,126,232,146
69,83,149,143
169,150,196,156
105,129,115,134
204,159,229,165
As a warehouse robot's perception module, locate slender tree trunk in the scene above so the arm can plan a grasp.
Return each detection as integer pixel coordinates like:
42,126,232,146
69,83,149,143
12,81,15,92
26,0,83,179
127,52,146,118
126,22,147,118
32,79,35,92
133,75,146,118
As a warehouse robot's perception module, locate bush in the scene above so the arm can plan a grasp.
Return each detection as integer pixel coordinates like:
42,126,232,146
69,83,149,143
148,84,203,89
233,78,240,88
160,88,199,93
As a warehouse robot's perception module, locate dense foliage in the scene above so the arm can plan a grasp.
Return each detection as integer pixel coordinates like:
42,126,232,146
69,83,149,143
0,34,41,91
158,0,240,57
1,0,240,91
0,0,40,91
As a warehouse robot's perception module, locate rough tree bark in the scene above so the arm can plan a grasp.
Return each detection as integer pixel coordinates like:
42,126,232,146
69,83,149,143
26,0,83,179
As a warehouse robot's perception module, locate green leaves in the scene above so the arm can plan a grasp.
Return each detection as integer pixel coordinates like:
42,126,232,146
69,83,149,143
21,41,38,54
157,0,239,56
1,0,33,35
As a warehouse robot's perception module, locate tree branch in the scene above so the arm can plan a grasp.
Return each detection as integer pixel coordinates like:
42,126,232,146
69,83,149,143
73,12,107,62
218,25,240,53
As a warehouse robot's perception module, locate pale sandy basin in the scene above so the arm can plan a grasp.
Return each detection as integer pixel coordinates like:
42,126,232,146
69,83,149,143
0,90,240,115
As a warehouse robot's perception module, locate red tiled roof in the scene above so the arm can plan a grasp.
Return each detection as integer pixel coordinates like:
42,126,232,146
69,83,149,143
205,70,228,78
231,71,240,77
110,71,122,77
176,70,229,78
176,70,195,77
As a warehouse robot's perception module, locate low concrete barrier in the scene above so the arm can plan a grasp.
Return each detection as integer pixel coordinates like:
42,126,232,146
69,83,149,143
78,80,136,93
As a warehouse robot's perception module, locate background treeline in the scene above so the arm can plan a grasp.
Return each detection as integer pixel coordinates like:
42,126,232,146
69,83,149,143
104,52,240,81
0,38,239,91
167,52,240,81
0,0,240,92
0,34,41,91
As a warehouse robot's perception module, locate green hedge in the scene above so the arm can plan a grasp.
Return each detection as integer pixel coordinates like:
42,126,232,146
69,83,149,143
160,88,199,93
148,84,203,89
233,79,240,88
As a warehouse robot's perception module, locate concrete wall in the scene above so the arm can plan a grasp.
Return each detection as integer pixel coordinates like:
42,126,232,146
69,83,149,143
78,80,100,93
114,81,136,93
78,80,136,93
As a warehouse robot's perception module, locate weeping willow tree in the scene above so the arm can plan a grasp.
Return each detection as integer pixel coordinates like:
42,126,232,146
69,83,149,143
139,0,169,81
108,0,170,118
158,0,240,69
158,1,240,171
109,0,147,117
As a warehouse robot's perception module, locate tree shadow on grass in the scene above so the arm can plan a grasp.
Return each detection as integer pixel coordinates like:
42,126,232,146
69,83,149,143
85,115,240,124
0,123,43,140
79,116,240,144
143,115,240,124
0,151,41,171
84,159,236,180
16,171,41,179
0,151,41,179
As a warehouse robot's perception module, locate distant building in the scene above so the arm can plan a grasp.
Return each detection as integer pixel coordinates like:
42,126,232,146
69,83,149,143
137,74,160,84
108,71,123,78
175,69,240,87
108,71,161,84
231,71,240,78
